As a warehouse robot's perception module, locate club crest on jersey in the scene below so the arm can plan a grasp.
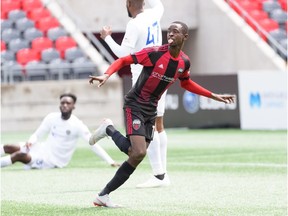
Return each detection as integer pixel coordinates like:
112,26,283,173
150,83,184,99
178,68,184,73
132,119,141,130
66,130,71,135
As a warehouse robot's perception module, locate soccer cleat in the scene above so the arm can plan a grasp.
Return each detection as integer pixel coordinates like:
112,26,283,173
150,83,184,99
89,118,113,145
93,194,122,208
136,174,171,188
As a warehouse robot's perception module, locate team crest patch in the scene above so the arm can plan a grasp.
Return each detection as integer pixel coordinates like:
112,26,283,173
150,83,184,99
178,68,184,73
66,130,71,135
132,119,141,130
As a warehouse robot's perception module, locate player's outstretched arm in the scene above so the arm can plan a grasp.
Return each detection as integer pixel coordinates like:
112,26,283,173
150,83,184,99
89,55,134,87
211,93,236,104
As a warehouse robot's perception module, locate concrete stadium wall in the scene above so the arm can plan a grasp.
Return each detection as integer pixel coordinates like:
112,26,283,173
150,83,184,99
1,79,124,132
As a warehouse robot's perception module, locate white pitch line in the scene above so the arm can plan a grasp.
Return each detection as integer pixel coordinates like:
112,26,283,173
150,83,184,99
171,162,287,168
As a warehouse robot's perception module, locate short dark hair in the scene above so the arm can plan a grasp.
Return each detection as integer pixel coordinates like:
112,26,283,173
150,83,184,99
172,21,188,35
60,93,77,103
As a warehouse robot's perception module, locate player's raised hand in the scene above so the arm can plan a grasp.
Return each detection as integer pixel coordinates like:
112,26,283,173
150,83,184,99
89,74,109,87
211,93,236,104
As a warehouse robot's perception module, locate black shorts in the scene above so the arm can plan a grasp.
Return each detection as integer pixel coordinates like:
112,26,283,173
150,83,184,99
123,106,156,143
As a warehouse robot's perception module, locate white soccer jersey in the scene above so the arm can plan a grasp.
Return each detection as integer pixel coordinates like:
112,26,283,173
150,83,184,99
105,0,164,85
28,112,91,168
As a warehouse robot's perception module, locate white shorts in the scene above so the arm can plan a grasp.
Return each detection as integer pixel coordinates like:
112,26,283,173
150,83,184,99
24,143,55,169
157,90,167,117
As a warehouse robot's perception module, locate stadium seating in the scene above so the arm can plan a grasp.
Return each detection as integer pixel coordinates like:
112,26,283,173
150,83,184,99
2,28,21,43
71,57,96,79
2,61,24,82
25,60,48,80
47,27,68,41
1,0,94,82
1,19,13,32
64,47,85,62
270,9,288,29
262,1,281,15
1,50,15,62
49,58,72,80
7,9,26,22
23,27,44,42
31,37,53,54
16,48,40,65
55,36,77,58
8,38,30,53
15,17,35,33
41,48,61,63
1,40,7,52
1,0,21,19
245,9,269,30
27,7,51,21
36,16,60,33
22,0,43,12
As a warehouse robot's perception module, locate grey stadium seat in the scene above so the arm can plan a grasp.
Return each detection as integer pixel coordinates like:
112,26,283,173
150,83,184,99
25,61,49,81
2,28,21,43
49,58,72,80
47,27,68,41
41,48,61,63
71,57,96,79
64,47,85,62
1,50,16,63
262,1,281,15
8,38,30,52
15,17,35,32
270,9,288,28
279,38,287,60
23,27,44,42
1,19,13,32
8,9,26,22
2,61,24,82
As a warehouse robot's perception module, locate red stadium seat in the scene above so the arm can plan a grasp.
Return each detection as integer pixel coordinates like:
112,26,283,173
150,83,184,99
257,18,279,41
230,0,260,16
278,0,287,11
31,37,53,54
36,16,60,33
22,0,43,12
1,0,21,19
16,48,40,65
55,36,77,58
1,40,7,52
27,7,51,21
245,9,269,30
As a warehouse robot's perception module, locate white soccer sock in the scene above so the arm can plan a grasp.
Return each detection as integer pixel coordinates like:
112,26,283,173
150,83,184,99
1,156,12,167
0,145,5,156
147,131,164,175
159,130,168,173
90,144,115,165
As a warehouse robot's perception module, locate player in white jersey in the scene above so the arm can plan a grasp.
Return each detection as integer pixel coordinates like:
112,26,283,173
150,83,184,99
1,93,119,169
100,0,169,188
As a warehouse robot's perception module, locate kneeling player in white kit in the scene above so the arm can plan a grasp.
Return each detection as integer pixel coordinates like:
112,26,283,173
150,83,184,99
100,0,169,187
1,93,119,169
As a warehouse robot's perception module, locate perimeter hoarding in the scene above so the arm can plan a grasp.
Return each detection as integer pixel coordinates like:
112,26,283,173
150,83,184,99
238,71,287,130
122,74,240,129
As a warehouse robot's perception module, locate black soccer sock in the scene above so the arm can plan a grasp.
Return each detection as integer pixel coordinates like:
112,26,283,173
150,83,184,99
99,161,135,196
155,173,165,180
106,125,131,155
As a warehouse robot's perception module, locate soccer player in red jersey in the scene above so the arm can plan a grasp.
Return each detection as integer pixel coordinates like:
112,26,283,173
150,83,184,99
88,21,235,207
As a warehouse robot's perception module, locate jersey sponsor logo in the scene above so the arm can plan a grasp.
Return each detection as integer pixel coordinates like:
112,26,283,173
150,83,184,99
132,119,141,130
178,68,184,73
152,71,175,83
158,64,164,69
